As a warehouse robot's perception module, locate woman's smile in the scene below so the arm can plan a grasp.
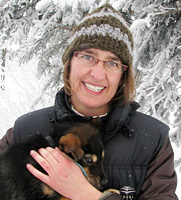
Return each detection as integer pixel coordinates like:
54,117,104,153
83,82,105,93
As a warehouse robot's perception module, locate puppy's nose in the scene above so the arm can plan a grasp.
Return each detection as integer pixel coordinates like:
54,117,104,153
101,178,108,187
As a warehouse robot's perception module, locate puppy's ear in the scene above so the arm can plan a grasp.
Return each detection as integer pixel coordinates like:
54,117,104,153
90,117,101,126
58,133,84,161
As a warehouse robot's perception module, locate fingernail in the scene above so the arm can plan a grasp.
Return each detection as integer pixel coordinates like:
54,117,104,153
30,150,36,155
55,147,60,151
26,163,31,168
46,147,51,150
38,148,44,153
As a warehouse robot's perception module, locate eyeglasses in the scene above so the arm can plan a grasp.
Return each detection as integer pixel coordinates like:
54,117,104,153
73,52,128,73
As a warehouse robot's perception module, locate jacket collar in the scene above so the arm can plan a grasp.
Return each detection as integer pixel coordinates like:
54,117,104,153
54,89,91,122
54,89,140,141
101,101,139,143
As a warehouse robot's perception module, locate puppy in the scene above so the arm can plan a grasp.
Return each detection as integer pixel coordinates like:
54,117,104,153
0,119,106,200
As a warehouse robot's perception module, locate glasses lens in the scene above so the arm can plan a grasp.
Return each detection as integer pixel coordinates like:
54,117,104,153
74,52,127,73
105,62,123,73
75,53,95,66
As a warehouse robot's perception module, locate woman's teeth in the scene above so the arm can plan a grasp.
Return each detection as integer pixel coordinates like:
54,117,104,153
84,82,104,93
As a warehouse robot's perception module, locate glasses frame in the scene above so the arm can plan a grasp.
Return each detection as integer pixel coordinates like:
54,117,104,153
73,52,128,72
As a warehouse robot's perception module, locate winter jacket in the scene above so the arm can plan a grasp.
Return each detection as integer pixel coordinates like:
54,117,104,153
0,89,178,200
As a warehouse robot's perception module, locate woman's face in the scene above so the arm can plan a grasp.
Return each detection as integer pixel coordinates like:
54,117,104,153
69,48,123,116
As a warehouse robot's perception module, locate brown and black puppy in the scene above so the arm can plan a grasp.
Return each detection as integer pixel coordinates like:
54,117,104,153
0,119,106,200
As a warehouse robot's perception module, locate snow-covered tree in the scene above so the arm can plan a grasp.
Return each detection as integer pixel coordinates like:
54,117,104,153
0,49,6,90
0,0,39,90
128,0,181,143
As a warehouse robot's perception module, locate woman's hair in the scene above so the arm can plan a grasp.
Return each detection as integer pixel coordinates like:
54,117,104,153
63,56,135,106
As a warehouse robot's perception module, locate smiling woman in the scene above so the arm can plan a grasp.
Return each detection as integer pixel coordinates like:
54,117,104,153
69,48,123,116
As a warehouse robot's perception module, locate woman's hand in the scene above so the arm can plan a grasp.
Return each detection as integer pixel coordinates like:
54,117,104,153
26,147,102,200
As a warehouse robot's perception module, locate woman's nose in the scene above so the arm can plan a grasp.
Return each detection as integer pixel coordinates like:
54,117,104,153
90,61,106,80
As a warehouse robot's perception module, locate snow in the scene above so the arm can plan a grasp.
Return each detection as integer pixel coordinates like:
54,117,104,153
35,0,53,12
36,0,102,12
0,57,54,135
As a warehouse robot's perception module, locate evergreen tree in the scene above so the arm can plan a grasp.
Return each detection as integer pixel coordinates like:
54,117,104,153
128,0,181,143
0,0,39,90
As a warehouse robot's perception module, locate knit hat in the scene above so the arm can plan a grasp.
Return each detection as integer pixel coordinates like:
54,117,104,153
62,3,134,68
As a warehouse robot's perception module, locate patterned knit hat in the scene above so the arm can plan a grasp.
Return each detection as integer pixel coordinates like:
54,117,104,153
62,3,134,68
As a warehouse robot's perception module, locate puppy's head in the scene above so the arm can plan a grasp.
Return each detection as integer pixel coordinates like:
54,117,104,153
57,121,107,190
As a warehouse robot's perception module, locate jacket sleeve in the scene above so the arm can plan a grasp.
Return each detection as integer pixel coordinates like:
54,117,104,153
0,128,14,153
138,136,178,200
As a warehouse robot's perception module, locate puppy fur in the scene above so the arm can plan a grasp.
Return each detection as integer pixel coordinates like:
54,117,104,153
0,120,106,200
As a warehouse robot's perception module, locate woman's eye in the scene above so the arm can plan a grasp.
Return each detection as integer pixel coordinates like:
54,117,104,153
107,61,118,67
83,55,93,61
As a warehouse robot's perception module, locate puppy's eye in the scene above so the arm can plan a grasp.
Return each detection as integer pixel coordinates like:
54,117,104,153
83,154,93,165
85,157,92,164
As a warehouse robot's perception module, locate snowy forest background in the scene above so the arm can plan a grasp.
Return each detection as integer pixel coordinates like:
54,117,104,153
0,0,181,197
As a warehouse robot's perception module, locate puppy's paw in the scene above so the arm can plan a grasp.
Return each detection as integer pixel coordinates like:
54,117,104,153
58,133,84,161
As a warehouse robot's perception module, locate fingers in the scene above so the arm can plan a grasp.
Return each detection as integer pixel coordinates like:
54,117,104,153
47,147,73,163
45,147,66,163
38,148,60,166
26,163,49,184
27,147,71,177
30,149,55,173
27,147,79,184
27,148,61,185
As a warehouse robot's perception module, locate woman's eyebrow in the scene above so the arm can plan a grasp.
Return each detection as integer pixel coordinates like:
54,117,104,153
106,56,120,61
81,50,121,61
81,49,96,55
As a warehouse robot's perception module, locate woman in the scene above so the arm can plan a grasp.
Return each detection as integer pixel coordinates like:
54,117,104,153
0,3,178,200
